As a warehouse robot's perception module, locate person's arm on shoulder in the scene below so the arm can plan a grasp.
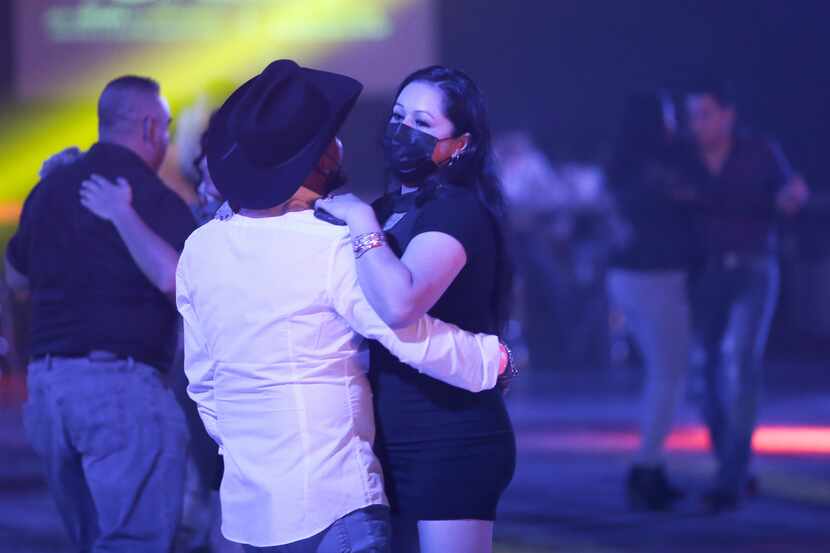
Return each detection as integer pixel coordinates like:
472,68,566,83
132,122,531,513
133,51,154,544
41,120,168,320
317,193,466,328
80,174,180,301
39,147,83,179
327,235,502,392
176,255,222,448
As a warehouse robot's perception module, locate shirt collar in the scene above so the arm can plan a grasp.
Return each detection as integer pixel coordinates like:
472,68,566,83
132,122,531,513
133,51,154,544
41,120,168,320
88,142,155,175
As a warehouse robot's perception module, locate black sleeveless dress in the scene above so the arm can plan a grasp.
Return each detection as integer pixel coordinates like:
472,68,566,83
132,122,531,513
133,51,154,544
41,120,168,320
369,184,516,520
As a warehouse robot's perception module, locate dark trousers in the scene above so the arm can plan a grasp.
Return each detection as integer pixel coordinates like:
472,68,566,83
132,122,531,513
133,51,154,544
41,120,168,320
692,254,780,494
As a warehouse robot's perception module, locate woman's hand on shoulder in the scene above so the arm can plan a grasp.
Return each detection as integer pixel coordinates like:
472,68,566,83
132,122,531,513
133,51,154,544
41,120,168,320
315,193,375,226
80,174,134,223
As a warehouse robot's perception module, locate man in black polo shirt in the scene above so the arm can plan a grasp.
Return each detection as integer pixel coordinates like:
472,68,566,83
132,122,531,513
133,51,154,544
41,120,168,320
682,81,809,511
5,76,196,551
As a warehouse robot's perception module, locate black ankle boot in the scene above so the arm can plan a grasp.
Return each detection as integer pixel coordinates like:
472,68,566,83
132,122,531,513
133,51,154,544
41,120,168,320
626,465,684,511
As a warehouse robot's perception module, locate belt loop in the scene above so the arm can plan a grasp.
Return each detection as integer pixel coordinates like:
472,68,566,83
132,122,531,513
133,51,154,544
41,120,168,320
45,353,52,370
127,356,135,371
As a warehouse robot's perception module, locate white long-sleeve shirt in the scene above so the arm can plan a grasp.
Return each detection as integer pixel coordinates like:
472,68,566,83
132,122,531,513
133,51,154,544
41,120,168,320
175,210,500,547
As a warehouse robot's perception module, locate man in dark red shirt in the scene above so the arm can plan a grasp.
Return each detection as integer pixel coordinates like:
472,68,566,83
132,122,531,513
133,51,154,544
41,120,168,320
683,80,809,511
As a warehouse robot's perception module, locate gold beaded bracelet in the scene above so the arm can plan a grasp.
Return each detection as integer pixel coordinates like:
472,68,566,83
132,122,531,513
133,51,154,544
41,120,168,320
353,232,387,258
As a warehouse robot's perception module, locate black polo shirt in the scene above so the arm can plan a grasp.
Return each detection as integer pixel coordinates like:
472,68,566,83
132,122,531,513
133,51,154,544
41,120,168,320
6,142,197,370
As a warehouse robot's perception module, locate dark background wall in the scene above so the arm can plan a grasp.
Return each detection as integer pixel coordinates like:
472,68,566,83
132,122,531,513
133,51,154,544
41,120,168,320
439,0,829,181
0,1,12,101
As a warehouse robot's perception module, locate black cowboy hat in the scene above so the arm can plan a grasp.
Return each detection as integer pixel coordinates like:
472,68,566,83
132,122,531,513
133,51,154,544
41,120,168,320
206,59,362,209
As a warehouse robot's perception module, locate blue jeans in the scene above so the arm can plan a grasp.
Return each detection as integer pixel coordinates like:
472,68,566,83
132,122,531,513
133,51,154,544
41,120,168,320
693,254,780,494
22,356,189,552
608,269,690,465
242,506,391,553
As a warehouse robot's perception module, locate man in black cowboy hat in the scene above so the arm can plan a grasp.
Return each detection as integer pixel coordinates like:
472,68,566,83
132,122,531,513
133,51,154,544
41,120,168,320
175,59,506,552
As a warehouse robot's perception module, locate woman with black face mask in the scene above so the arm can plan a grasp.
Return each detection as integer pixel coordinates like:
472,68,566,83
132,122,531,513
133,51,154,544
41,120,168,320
317,66,516,553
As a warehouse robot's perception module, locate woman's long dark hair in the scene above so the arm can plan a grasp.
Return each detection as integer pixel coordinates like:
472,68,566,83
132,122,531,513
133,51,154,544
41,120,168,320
607,92,673,185
394,65,513,334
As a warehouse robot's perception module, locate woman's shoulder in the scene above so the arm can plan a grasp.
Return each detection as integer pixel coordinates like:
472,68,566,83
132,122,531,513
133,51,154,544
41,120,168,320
432,182,478,200
424,184,488,218
414,184,495,252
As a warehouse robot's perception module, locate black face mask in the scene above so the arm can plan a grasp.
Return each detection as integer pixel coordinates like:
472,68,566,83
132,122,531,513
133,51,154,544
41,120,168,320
383,122,440,183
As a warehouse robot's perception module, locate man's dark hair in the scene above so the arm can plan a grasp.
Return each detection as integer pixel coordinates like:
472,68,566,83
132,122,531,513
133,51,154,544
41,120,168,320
687,77,737,109
608,92,673,187
97,75,161,135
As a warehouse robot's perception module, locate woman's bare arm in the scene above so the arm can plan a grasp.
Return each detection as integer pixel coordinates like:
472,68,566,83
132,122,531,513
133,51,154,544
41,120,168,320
317,194,467,328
